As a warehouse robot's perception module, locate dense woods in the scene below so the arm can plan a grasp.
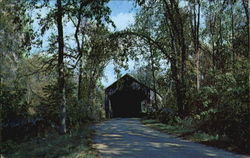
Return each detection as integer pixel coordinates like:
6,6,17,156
0,0,249,156
130,0,249,152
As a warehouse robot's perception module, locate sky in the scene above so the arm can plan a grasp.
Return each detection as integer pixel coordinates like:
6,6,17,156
101,1,139,87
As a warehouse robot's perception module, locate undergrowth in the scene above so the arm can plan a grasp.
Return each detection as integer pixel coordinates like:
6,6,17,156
1,126,98,158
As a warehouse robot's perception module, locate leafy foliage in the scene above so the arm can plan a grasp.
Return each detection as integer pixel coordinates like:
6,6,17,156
130,0,249,153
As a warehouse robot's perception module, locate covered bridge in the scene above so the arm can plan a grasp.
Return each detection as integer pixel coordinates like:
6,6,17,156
105,74,161,118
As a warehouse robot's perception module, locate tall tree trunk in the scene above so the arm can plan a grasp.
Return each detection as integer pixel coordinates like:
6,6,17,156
171,58,183,115
176,4,187,116
163,0,187,116
196,49,200,90
242,0,249,57
74,10,84,102
149,45,157,109
78,58,83,100
209,1,216,70
191,0,201,90
70,0,96,103
231,0,235,67
211,20,214,67
56,0,66,134
196,0,201,91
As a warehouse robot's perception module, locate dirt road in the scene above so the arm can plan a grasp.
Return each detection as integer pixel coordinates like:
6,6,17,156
93,118,248,158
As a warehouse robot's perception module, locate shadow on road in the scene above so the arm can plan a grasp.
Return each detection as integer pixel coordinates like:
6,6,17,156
93,118,246,158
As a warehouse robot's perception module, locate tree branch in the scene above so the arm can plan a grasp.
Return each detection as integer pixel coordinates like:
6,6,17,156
110,31,173,62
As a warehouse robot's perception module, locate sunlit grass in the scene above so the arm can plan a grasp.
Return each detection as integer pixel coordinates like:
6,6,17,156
187,132,219,142
2,127,98,158
142,119,193,137
141,119,217,142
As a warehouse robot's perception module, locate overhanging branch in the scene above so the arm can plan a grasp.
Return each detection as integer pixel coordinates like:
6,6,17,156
109,31,173,62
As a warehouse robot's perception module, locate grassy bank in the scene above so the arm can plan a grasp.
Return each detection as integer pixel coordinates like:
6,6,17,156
1,126,98,158
141,119,249,156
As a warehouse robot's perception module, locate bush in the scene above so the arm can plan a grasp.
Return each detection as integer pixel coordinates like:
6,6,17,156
157,108,176,123
197,69,250,151
1,118,48,141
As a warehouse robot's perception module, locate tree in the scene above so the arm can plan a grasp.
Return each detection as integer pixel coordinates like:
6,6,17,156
130,0,190,116
66,0,113,103
189,0,201,90
54,0,66,134
132,0,249,151
0,0,34,142
30,0,113,134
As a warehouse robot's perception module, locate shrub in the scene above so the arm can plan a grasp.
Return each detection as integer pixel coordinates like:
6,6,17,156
157,108,176,123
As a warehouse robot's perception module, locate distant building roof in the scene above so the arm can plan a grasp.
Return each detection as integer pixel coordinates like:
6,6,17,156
105,74,161,96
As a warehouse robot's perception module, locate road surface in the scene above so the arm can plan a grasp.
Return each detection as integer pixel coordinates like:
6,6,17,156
93,118,248,158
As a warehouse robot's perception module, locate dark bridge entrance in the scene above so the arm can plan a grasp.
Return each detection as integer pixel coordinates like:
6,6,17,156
105,74,159,118
110,90,142,117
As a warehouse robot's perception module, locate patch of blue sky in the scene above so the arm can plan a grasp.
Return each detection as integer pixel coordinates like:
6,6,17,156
102,0,140,87
108,0,138,16
107,0,139,31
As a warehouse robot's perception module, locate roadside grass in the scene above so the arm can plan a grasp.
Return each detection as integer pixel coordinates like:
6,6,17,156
1,126,99,158
141,119,196,138
141,119,249,156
